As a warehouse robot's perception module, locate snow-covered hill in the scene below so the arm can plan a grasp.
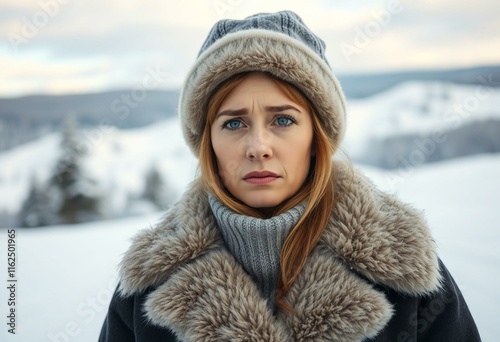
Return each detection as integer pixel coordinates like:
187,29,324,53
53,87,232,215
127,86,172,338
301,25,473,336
0,118,198,226
345,81,500,166
1,80,499,225
348,81,500,137
0,154,498,341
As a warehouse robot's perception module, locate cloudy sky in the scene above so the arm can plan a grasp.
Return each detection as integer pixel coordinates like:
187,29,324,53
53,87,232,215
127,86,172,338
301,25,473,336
1,0,499,98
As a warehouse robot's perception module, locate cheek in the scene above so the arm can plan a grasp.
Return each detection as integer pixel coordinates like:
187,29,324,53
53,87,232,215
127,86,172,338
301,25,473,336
212,144,240,186
291,135,313,179
216,160,229,186
211,132,245,181
211,129,226,168
290,134,313,162
217,159,238,186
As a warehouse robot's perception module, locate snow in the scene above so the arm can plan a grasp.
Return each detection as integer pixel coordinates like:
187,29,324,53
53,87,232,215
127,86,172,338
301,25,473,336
1,80,499,219
0,117,198,219
0,80,499,340
361,155,500,342
0,213,164,341
344,81,500,158
0,133,61,214
0,154,499,341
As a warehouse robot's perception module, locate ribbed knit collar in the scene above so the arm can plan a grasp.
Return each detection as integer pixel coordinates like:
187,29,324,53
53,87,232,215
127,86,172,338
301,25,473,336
208,194,306,311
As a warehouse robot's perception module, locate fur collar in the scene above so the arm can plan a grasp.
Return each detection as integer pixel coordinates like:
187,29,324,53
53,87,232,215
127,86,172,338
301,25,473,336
118,161,441,341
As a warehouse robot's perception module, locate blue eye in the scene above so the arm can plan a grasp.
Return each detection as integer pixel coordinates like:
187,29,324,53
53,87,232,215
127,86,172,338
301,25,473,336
223,119,242,130
275,116,294,127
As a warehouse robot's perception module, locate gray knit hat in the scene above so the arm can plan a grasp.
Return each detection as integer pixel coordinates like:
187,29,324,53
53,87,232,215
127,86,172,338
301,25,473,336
179,10,346,157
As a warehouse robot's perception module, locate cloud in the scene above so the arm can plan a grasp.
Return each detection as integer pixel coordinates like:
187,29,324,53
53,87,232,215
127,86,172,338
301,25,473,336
0,0,499,97
317,0,500,72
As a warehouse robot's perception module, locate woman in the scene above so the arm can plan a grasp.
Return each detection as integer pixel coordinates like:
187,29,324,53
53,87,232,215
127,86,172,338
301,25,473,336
100,11,481,341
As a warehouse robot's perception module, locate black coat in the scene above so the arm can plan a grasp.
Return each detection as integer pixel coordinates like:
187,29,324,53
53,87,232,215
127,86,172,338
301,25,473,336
99,259,480,341
99,164,481,341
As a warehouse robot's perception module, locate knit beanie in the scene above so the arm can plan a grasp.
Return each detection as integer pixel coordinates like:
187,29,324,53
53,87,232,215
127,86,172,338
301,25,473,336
179,10,346,157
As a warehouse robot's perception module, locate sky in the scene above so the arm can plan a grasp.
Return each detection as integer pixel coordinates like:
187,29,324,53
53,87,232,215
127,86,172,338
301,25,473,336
1,0,499,98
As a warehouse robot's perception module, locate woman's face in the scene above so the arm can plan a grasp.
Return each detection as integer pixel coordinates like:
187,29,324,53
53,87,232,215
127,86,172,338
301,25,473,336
211,73,314,209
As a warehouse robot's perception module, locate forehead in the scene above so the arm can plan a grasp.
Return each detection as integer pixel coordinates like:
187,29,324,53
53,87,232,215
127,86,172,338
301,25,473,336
219,73,299,108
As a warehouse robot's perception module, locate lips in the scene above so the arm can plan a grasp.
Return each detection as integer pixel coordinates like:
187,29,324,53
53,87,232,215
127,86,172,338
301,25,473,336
243,170,280,185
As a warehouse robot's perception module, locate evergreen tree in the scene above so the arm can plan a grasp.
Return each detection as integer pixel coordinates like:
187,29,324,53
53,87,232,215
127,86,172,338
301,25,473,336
49,115,102,224
143,165,176,210
18,176,57,227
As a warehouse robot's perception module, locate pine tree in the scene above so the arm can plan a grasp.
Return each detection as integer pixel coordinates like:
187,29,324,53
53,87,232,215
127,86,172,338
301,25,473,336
143,165,176,210
18,176,57,227
49,115,102,224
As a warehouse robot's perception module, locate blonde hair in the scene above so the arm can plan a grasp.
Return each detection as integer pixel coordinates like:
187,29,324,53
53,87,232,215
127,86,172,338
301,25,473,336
199,72,337,311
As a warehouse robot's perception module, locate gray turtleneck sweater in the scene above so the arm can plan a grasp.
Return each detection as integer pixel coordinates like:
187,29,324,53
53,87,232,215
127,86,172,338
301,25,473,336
208,194,306,311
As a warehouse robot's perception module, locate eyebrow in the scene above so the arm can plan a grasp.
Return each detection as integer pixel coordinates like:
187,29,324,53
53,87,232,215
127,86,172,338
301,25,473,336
216,108,248,118
265,105,302,113
216,105,302,118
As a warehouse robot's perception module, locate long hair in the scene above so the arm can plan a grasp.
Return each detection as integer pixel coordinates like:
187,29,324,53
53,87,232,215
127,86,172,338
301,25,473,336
198,72,337,311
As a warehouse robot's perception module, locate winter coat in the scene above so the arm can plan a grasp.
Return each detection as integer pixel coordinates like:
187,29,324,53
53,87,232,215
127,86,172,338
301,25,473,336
99,161,481,341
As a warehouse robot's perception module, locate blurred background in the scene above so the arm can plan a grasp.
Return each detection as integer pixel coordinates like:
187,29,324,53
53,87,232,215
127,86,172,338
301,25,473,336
0,0,499,341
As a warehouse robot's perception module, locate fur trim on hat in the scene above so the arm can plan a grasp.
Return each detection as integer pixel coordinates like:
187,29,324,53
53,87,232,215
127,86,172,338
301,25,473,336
179,28,346,157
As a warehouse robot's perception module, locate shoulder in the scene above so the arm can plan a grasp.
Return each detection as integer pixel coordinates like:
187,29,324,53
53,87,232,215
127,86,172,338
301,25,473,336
100,284,179,341
323,161,441,295
371,259,481,341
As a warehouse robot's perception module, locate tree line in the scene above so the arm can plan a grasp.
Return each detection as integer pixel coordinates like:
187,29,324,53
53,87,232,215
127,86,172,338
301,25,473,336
17,116,176,227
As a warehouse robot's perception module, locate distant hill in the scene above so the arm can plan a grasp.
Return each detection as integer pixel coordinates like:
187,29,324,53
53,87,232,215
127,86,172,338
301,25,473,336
1,64,499,151
337,65,500,98
355,119,500,169
0,89,179,151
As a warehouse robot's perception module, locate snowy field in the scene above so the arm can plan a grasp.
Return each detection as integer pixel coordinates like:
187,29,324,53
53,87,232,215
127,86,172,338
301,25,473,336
0,80,499,341
1,154,499,341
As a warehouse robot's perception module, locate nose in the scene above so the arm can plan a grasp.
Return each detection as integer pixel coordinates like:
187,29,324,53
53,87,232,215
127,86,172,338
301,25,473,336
245,129,273,161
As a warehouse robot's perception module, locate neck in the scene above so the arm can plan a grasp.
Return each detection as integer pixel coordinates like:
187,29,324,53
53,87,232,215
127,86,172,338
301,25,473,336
208,194,306,311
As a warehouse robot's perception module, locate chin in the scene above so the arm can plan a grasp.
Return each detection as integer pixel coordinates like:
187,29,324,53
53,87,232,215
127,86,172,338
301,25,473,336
241,195,284,210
